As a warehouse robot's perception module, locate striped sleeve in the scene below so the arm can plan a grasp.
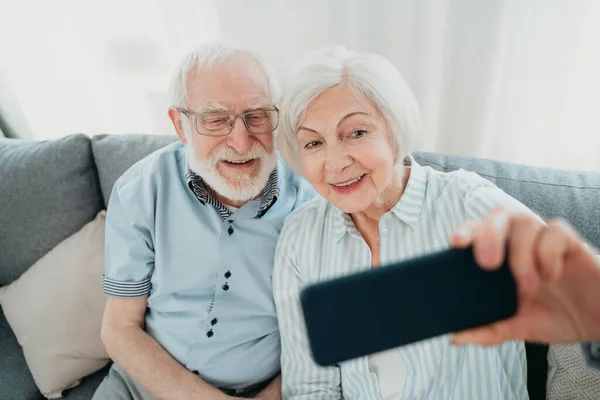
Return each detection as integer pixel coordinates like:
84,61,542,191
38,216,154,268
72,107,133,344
273,215,342,399
103,183,154,298
461,174,538,222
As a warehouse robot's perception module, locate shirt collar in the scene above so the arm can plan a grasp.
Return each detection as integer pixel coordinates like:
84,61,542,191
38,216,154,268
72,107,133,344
332,155,427,242
389,156,427,227
185,167,279,220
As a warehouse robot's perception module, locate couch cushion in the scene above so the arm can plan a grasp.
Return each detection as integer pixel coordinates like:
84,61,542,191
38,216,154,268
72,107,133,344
0,211,109,398
414,152,600,249
546,344,600,399
0,306,110,400
0,134,103,286
0,307,42,400
59,364,112,400
91,134,178,206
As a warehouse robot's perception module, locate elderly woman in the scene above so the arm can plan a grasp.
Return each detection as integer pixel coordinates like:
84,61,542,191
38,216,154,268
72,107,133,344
273,47,533,400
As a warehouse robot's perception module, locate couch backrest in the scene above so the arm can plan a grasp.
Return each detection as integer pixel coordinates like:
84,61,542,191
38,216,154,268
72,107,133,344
91,134,179,207
2,133,598,288
414,152,600,250
91,134,600,249
0,134,104,285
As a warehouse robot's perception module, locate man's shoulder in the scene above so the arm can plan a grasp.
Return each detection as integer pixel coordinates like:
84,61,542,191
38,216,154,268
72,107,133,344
275,156,318,206
114,141,185,197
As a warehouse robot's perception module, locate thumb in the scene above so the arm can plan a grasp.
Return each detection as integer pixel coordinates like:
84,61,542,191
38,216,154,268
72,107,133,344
451,319,518,347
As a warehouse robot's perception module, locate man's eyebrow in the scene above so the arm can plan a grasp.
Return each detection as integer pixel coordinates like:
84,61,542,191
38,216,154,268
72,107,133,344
245,101,272,111
195,101,272,113
196,102,230,113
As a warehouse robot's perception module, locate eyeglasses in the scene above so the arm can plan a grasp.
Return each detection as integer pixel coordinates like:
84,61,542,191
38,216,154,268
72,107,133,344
177,106,279,137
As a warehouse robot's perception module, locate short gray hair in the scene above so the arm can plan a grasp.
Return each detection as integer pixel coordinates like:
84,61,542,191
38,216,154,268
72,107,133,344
168,42,280,108
276,46,421,177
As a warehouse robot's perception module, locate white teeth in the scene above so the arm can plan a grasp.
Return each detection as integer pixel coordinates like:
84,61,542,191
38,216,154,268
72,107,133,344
227,160,250,164
333,175,363,187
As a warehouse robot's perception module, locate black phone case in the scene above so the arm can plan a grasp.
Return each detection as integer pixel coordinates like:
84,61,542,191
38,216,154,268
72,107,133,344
299,246,517,366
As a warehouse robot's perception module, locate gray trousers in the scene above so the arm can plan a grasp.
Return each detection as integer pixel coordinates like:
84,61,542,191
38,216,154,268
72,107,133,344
92,363,267,399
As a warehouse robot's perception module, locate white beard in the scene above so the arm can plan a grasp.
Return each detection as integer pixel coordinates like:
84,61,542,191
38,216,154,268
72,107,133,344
186,138,277,204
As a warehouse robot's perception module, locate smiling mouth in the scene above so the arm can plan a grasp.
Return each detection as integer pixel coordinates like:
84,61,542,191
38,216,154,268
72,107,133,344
223,159,254,165
331,175,365,187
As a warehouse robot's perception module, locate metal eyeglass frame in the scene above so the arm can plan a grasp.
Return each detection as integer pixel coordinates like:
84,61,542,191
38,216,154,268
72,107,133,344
177,106,279,137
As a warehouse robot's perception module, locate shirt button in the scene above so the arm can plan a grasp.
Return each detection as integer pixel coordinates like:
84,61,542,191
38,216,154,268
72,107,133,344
382,228,389,236
228,226,234,236
211,318,218,326
222,284,229,291
207,329,214,338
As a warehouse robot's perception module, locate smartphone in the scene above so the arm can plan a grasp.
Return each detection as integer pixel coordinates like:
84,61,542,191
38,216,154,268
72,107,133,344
299,246,517,366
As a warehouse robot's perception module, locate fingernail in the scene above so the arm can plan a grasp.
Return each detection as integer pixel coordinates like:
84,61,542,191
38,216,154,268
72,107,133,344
454,225,473,239
493,210,509,229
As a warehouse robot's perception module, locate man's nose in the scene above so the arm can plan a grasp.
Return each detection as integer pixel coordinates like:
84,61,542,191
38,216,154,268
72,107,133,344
226,117,252,154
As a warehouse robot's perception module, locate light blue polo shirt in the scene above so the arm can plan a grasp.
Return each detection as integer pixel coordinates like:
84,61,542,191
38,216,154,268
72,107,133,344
102,141,315,389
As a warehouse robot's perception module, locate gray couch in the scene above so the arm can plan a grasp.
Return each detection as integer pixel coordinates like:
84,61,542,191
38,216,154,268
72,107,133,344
1,133,599,400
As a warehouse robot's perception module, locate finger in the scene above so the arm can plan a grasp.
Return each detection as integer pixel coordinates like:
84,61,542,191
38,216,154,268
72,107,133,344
472,208,510,270
507,214,544,296
550,218,587,256
451,319,519,347
535,220,570,283
451,221,479,248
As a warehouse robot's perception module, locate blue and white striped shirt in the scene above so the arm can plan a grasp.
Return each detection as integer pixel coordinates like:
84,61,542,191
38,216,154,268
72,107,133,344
273,158,532,400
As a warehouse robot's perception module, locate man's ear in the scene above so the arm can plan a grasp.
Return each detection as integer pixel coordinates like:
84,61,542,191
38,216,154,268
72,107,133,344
168,107,187,145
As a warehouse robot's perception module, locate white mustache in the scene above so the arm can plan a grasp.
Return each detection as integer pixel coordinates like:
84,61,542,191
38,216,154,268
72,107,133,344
208,141,271,164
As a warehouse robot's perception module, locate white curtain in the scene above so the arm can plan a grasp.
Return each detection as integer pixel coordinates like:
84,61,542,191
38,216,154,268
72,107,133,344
1,0,599,171
0,0,220,139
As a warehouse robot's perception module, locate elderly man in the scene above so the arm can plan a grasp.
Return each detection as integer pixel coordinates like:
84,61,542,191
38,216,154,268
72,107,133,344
92,43,314,400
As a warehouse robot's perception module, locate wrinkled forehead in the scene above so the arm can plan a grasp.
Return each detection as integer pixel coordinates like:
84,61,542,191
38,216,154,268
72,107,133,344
185,56,272,112
302,84,384,128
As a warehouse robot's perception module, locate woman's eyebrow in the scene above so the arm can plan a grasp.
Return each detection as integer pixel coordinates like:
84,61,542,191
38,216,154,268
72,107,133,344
298,111,371,134
336,112,370,128
298,126,319,134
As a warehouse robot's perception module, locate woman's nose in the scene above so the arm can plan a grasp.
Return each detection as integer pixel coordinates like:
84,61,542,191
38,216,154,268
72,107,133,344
324,143,352,172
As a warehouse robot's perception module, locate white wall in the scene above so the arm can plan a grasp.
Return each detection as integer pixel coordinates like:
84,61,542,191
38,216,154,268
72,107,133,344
0,0,599,170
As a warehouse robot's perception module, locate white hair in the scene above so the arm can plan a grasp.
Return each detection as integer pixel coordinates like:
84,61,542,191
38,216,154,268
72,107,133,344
276,46,421,177
168,41,280,108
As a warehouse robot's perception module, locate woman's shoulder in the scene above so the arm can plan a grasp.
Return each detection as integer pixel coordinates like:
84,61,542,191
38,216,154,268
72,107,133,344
281,195,335,232
421,165,497,196
275,197,333,265
420,164,530,217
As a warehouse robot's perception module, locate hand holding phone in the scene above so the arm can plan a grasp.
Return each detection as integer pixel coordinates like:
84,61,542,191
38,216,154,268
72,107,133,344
299,246,517,366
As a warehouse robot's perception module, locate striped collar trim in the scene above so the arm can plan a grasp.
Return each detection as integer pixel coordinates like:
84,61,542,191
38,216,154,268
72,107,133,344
186,167,279,220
